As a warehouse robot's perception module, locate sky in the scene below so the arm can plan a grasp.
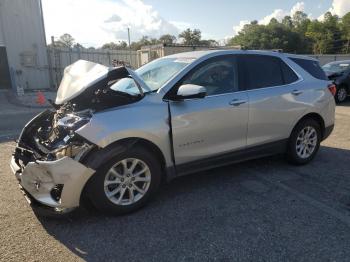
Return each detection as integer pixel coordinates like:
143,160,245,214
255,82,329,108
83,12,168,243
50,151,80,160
41,0,350,47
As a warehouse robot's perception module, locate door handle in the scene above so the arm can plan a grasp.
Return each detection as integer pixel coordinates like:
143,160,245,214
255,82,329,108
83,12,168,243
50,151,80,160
229,99,247,106
291,90,303,96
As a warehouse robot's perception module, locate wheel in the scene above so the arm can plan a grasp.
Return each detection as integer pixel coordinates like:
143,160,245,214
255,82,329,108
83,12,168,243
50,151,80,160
335,85,348,103
287,119,321,165
85,146,162,215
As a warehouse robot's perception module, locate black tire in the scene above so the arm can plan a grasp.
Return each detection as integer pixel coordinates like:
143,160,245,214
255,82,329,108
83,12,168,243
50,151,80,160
85,145,162,215
335,85,348,103
287,118,321,165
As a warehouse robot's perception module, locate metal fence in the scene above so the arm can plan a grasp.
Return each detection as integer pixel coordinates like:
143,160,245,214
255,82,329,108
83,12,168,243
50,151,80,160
309,54,350,66
45,46,350,89
47,47,138,88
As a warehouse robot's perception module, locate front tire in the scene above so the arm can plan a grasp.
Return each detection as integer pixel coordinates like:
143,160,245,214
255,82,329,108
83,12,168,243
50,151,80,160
85,146,161,215
287,119,321,165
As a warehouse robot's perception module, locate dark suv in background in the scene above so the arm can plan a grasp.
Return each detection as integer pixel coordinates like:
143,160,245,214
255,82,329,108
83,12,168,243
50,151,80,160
322,60,350,103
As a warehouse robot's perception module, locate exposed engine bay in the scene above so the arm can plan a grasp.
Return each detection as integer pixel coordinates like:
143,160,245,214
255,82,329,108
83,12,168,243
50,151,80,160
14,108,92,164
14,60,145,166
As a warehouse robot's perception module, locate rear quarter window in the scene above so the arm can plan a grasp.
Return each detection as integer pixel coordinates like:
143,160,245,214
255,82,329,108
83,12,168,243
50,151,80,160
280,61,299,84
289,57,327,80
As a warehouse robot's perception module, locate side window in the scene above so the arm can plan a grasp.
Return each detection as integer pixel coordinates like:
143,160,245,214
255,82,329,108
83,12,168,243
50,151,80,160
180,55,239,96
280,61,299,84
240,55,284,90
289,57,327,80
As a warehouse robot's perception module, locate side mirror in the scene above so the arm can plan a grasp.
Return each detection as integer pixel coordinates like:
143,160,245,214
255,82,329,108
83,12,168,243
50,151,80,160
175,84,206,100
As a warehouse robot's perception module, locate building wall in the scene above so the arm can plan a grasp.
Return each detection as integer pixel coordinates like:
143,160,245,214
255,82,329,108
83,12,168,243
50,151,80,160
0,0,49,90
0,21,4,46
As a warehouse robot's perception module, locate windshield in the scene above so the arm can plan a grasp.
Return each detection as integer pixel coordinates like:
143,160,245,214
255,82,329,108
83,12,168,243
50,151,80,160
110,57,193,95
322,62,350,74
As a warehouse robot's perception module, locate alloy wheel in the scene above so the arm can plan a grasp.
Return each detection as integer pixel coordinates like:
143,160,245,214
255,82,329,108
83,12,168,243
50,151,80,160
103,158,151,206
296,126,318,159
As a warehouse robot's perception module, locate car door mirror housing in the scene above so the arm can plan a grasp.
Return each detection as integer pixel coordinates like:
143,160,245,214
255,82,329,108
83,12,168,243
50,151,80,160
174,84,207,100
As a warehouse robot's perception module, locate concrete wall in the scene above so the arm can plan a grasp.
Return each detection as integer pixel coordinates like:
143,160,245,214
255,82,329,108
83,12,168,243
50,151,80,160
0,0,50,90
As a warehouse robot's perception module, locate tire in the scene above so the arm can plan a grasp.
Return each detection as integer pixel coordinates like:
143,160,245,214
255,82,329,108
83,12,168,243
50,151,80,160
85,145,162,215
287,118,321,165
335,85,348,103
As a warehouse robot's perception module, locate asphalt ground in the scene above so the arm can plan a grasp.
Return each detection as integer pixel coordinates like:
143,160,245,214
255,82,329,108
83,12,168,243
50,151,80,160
0,102,350,262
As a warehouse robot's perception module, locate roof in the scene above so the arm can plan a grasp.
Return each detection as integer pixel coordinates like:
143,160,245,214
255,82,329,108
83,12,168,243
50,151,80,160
165,49,318,61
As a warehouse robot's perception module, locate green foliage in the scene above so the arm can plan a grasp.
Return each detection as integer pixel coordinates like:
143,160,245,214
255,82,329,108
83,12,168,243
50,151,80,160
159,34,177,44
101,41,128,50
57,33,75,48
228,11,350,54
47,33,75,48
178,28,202,45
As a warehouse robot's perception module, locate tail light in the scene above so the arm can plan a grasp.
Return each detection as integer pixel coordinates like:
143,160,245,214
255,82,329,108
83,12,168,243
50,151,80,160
328,84,337,96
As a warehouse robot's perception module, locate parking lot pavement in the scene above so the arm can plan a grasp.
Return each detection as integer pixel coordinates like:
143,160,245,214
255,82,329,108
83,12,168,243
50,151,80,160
0,103,350,262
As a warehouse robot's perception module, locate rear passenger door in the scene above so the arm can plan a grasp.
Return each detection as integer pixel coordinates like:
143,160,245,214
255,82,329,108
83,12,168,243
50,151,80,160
239,54,308,147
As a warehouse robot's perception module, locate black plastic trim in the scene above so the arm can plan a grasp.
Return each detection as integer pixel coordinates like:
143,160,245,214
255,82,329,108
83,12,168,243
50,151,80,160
323,124,334,141
175,139,288,176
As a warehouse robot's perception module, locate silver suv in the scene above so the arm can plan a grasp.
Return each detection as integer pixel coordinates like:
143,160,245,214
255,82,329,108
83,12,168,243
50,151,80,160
10,50,335,215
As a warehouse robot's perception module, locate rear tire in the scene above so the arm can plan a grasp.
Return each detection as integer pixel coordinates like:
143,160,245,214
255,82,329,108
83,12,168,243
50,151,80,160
287,118,321,165
335,85,348,103
85,145,162,215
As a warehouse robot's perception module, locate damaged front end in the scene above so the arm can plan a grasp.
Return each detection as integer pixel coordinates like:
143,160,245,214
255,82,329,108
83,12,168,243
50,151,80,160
10,60,148,214
11,108,96,213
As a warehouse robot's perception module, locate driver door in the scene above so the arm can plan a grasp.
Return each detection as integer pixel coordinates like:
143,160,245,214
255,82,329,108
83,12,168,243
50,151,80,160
168,55,249,168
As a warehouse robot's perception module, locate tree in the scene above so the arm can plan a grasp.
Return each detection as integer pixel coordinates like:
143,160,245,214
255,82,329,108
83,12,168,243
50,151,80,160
227,19,304,53
101,41,128,50
200,39,219,47
130,36,152,50
341,12,350,53
306,20,330,54
306,12,342,54
292,11,308,28
73,43,85,49
57,33,75,48
178,28,201,45
282,16,293,28
159,34,176,44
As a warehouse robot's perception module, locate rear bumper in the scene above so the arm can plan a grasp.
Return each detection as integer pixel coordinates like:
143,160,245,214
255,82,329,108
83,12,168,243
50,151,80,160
10,155,95,209
323,124,334,141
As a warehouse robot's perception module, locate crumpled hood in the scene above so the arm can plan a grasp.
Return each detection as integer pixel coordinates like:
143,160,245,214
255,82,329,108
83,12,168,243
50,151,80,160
55,60,151,106
55,60,110,105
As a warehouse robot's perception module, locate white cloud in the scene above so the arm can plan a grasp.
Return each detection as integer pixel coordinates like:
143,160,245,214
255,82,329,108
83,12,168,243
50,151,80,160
259,1,305,25
290,2,305,16
231,2,306,36
169,21,192,31
318,0,350,20
233,20,250,35
42,0,185,47
328,0,350,16
259,9,288,25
